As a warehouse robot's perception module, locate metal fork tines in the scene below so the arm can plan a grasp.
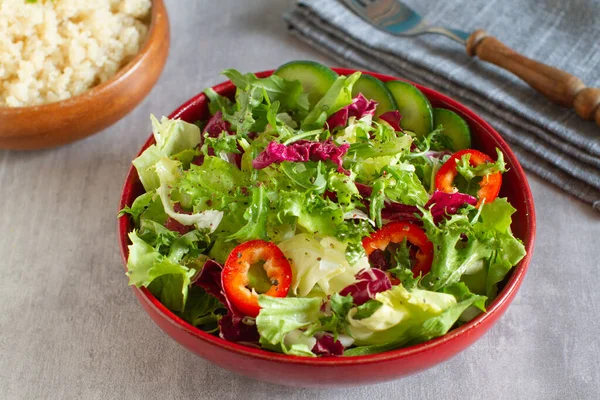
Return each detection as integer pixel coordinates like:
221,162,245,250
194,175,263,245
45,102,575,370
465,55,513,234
343,0,470,44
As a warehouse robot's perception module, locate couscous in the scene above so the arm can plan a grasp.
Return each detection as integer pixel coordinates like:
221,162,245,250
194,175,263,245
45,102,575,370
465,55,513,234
0,0,151,107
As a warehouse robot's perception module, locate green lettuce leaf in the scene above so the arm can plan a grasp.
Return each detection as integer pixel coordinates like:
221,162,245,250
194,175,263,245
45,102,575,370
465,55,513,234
335,219,373,265
420,198,526,300
201,131,240,159
126,231,196,312
456,148,507,181
150,115,202,156
279,161,327,193
203,87,234,116
353,299,384,320
348,133,412,161
227,185,269,241
222,69,309,113
302,72,361,129
155,158,224,233
347,285,458,346
137,219,179,255
277,234,369,297
344,285,486,356
333,114,373,144
475,198,526,298
419,207,489,292
225,86,263,135
382,163,429,206
178,286,224,332
278,191,344,237
132,145,164,191
319,293,354,338
118,191,155,224
256,296,323,355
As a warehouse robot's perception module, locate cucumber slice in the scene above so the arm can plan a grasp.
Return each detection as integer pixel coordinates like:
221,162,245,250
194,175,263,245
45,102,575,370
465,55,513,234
274,60,338,106
432,108,472,151
351,74,398,117
386,80,433,137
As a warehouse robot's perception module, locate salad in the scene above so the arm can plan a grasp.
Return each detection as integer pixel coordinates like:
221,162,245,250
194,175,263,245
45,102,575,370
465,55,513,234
120,61,526,357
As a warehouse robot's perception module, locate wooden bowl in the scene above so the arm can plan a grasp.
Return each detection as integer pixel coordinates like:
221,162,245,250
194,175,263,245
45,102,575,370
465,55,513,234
0,0,170,150
118,69,537,388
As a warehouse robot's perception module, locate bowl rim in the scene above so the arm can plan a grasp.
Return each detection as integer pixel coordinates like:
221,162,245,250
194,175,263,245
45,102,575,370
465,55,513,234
118,67,536,366
0,0,164,115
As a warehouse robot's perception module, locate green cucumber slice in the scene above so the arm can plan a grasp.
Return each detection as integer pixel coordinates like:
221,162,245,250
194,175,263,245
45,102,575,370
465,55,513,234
432,108,472,151
351,74,398,117
386,80,433,137
274,60,338,106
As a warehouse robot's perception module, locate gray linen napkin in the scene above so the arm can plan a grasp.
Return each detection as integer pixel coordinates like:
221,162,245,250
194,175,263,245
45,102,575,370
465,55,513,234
285,0,600,210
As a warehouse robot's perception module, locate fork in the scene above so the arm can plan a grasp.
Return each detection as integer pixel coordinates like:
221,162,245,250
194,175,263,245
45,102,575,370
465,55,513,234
343,0,600,127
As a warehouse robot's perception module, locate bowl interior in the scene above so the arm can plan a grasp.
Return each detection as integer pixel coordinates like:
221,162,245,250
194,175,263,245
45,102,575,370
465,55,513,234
119,68,536,365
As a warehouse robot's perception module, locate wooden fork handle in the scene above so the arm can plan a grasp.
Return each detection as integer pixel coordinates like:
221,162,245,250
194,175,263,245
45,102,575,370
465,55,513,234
466,29,600,127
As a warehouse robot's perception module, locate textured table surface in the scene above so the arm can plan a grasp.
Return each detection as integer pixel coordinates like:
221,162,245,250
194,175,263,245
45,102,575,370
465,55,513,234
1,1,599,399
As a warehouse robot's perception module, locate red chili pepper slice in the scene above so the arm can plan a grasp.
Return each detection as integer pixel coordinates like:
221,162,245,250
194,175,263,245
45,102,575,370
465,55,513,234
222,240,292,317
362,222,434,278
435,149,502,208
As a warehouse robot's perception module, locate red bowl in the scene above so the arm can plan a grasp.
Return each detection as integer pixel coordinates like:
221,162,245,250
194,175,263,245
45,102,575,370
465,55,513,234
118,68,536,388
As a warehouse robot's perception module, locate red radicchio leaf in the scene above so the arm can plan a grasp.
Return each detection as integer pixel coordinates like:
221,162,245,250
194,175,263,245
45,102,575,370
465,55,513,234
357,183,475,224
425,190,477,223
425,150,453,160
379,110,403,132
339,268,392,306
367,249,390,270
252,139,350,175
203,111,231,137
192,260,260,343
312,333,345,356
165,203,193,234
326,93,378,130
192,259,226,304
164,218,192,234
218,314,260,344
355,182,373,197
191,154,205,166
380,202,421,224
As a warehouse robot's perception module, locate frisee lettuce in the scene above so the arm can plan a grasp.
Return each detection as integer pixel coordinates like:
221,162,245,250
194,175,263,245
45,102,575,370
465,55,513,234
121,66,525,357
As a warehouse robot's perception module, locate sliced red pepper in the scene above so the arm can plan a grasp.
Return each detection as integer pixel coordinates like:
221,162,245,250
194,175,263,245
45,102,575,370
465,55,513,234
435,149,502,208
222,240,292,317
362,222,434,278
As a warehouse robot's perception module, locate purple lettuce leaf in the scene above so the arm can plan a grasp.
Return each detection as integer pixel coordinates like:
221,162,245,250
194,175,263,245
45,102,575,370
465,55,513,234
326,93,378,130
218,313,260,344
381,201,421,224
203,111,231,137
339,268,392,306
252,139,350,175
312,333,345,356
355,182,373,198
165,203,193,234
356,182,475,224
426,190,477,223
192,259,260,343
379,110,403,131
424,150,452,160
367,249,390,271
192,259,226,304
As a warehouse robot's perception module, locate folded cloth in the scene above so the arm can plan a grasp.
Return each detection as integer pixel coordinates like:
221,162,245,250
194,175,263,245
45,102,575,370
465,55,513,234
285,0,600,210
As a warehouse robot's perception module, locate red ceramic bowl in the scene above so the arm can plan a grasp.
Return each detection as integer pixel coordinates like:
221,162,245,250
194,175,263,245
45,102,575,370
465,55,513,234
118,68,536,388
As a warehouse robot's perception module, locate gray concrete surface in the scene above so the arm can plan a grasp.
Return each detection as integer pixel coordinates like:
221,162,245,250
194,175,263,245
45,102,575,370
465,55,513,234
1,1,599,399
